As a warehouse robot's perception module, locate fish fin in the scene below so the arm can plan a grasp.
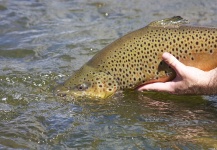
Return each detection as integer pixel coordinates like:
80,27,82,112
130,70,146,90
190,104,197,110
148,16,189,28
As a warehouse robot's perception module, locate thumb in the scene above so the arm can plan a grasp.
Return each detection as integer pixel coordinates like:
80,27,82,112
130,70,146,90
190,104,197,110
162,52,186,74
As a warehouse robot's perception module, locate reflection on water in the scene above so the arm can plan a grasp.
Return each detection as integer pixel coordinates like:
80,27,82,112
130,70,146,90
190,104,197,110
0,0,217,149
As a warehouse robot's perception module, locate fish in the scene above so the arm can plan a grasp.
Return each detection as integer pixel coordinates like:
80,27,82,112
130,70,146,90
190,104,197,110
55,16,217,99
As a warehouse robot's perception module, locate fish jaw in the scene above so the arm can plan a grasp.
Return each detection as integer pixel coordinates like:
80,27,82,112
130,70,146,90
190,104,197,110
55,86,115,99
54,66,119,99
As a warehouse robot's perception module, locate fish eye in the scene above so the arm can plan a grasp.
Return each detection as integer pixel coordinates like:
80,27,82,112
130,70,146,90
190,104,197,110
75,83,89,91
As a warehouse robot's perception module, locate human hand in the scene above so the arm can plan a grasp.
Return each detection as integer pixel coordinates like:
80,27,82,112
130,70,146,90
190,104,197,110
138,52,217,95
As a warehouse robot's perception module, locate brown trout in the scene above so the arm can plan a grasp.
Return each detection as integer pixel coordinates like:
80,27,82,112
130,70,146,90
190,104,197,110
55,16,217,99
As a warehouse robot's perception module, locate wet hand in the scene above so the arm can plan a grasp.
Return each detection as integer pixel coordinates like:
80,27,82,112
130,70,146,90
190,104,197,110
138,52,216,94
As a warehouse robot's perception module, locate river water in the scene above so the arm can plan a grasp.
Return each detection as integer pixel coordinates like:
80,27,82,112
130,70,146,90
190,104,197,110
0,0,217,149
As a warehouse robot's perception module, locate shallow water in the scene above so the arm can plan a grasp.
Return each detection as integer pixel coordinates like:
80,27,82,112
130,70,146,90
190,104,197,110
0,0,217,149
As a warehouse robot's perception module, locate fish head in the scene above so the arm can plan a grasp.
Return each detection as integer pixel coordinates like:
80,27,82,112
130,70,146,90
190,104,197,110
55,65,118,99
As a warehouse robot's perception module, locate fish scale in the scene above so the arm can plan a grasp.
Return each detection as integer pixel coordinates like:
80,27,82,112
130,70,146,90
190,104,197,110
55,16,217,99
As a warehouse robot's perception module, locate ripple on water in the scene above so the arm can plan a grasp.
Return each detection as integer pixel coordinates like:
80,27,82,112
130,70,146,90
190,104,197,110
0,49,35,58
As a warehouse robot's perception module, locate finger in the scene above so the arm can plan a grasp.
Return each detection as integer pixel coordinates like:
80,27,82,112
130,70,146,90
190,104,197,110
138,82,175,93
162,52,186,73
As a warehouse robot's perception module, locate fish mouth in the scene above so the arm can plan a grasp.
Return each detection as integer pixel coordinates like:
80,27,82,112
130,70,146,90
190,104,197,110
54,89,107,99
54,89,67,97
54,88,86,99
54,86,113,99
56,91,67,97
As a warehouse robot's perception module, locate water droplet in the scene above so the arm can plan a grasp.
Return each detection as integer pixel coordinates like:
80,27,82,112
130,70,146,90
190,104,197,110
2,97,7,101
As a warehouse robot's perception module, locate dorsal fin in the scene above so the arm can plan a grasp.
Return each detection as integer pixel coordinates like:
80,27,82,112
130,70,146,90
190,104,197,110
148,16,189,28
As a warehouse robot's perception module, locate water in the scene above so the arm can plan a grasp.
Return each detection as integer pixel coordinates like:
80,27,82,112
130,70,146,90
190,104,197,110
0,0,217,149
